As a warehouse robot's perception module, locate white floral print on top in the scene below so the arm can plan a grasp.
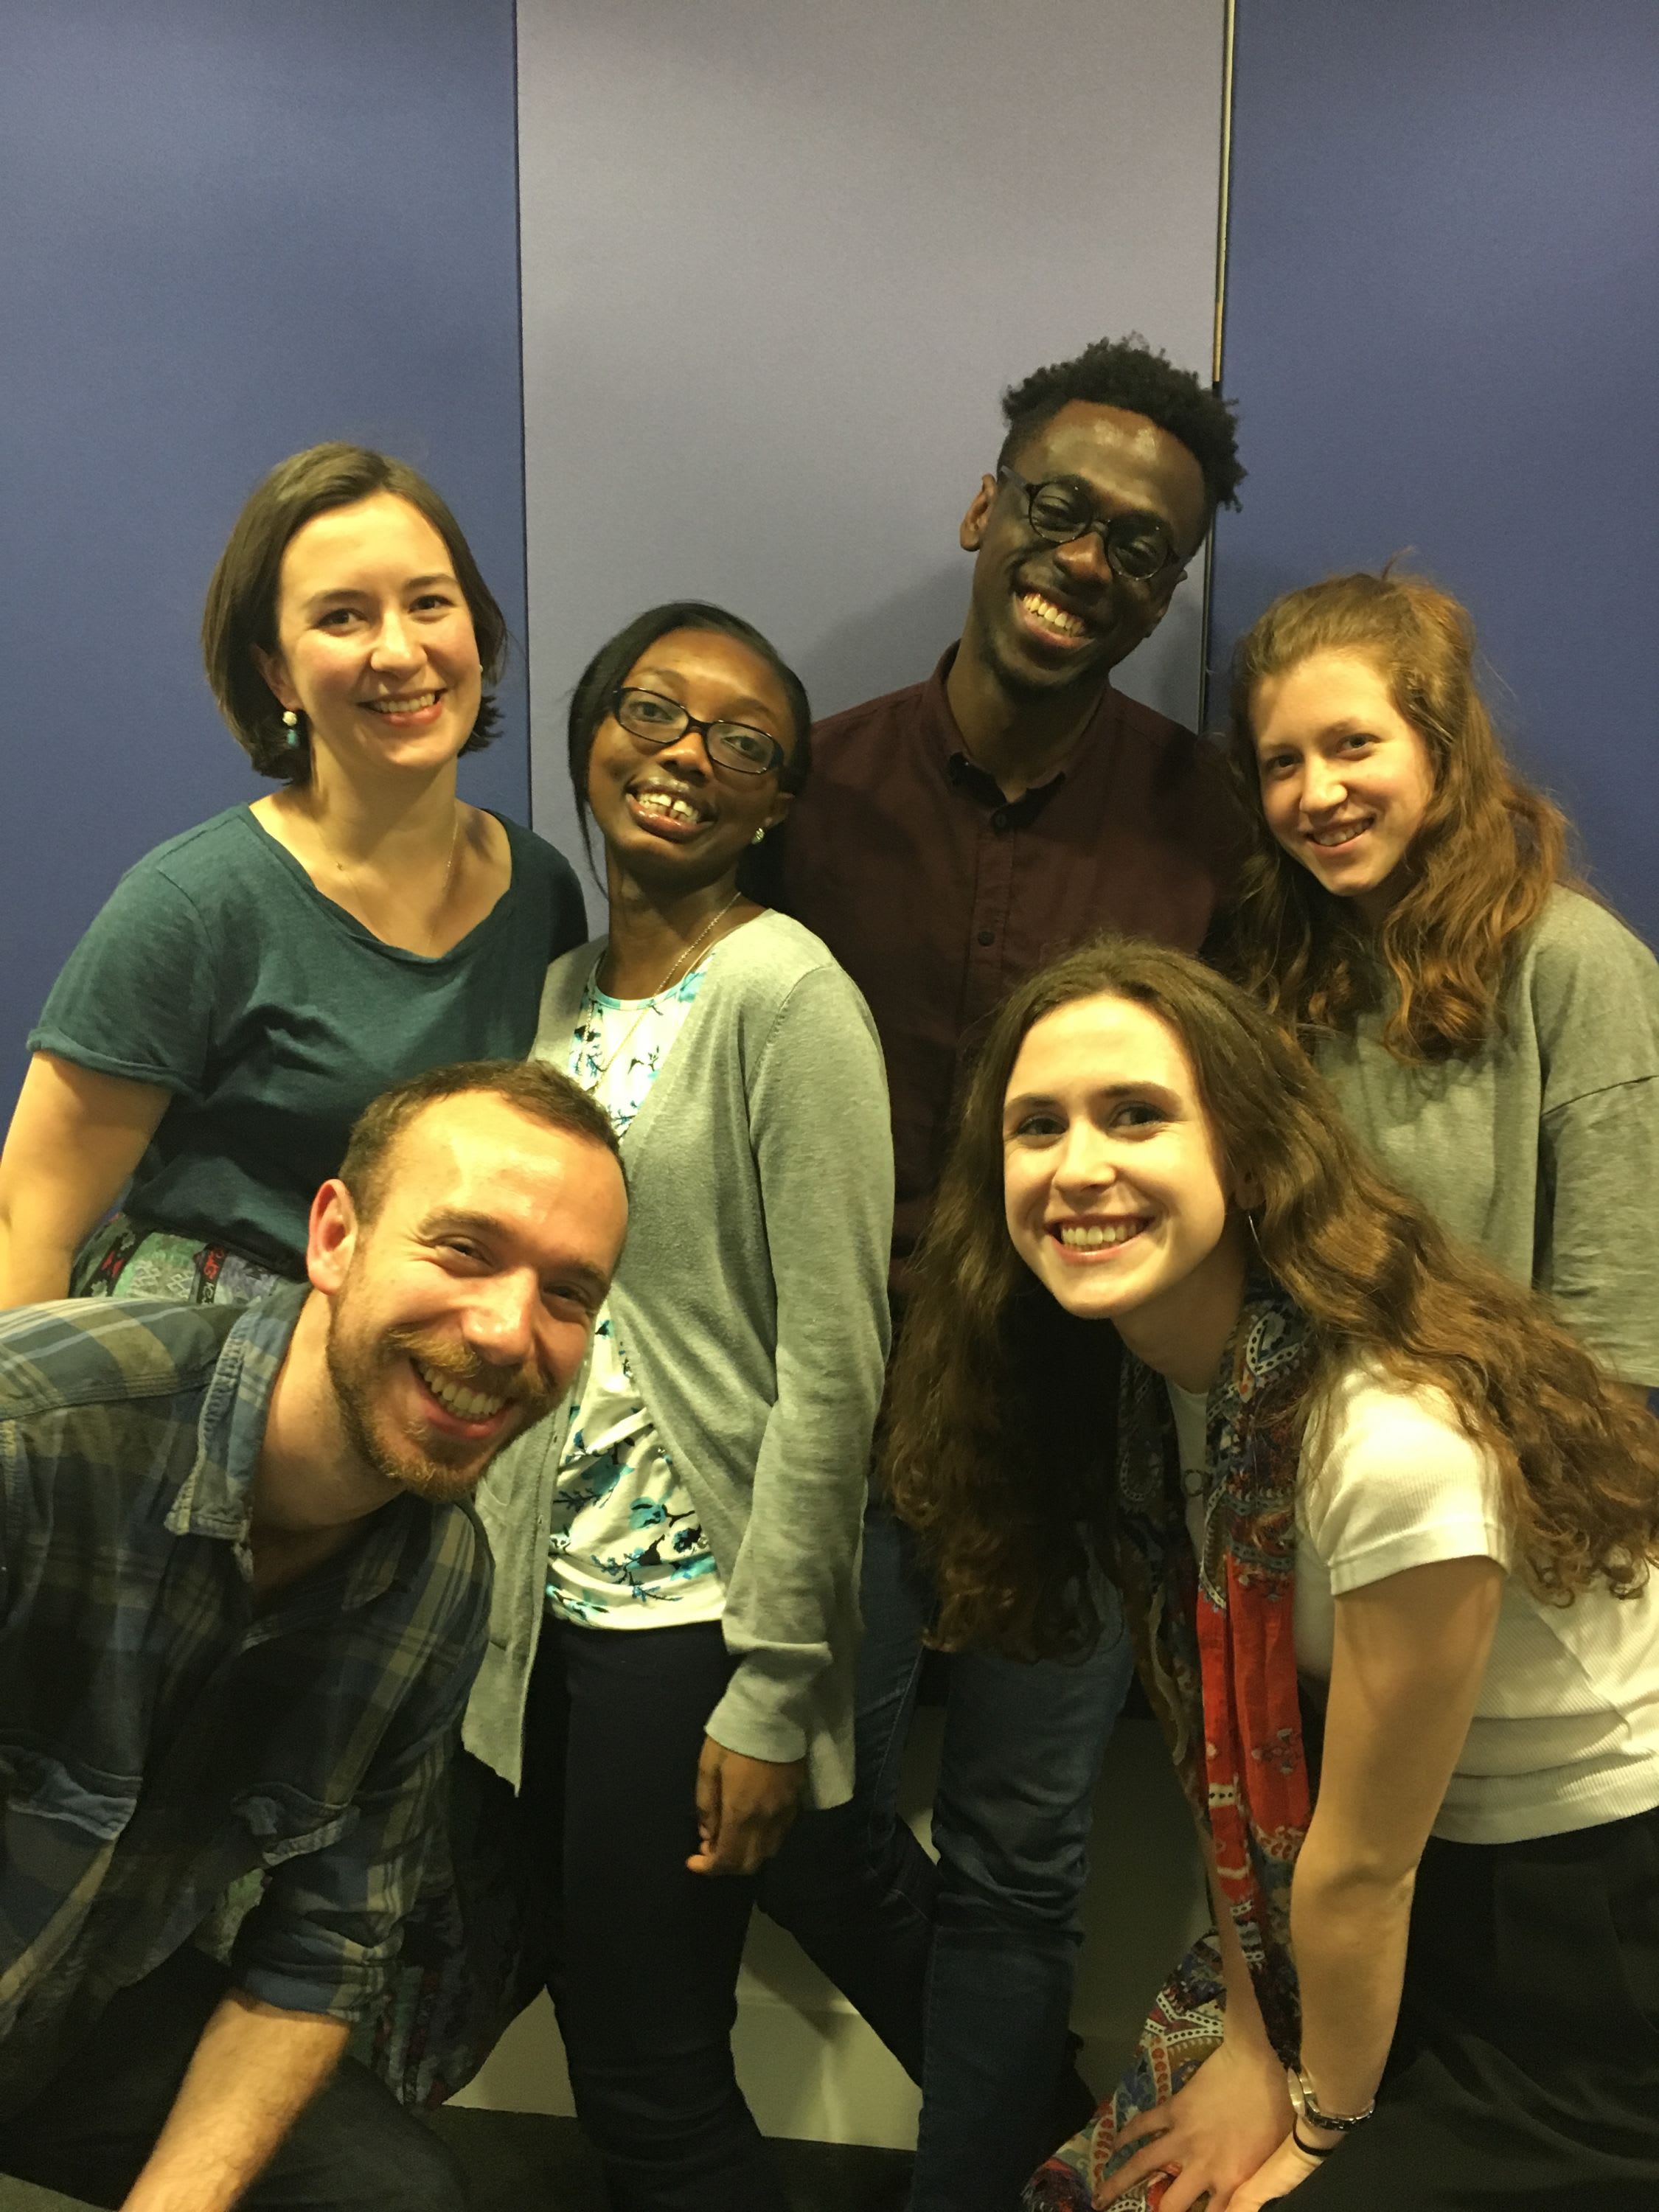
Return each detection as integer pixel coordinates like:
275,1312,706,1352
549,963,726,1627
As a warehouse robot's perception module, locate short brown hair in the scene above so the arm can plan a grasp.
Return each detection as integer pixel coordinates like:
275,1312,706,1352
201,442,509,783
338,1060,622,1222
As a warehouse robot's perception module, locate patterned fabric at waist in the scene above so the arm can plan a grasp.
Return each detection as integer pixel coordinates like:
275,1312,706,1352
72,1216,296,1303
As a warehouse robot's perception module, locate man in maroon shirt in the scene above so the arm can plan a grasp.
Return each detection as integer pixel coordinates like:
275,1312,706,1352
762,336,1244,2212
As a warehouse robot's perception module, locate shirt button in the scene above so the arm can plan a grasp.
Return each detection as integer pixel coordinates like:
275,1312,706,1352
977,928,995,946
992,808,1010,832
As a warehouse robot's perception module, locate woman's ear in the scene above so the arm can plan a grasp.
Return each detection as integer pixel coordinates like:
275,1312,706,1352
1232,1172,1265,1213
253,644,299,714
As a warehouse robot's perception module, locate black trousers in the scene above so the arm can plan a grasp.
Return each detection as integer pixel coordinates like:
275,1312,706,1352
521,1617,805,2212
1288,1802,1659,2209
0,1945,466,2212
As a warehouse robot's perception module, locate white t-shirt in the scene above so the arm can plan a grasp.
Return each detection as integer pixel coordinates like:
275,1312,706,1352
1166,1380,1211,1562
1164,1368,1659,1843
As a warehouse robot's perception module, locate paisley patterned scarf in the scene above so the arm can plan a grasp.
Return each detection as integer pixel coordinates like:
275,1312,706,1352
1029,1277,1320,2210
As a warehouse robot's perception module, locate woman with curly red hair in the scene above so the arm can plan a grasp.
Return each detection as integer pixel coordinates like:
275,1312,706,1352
1224,568,1659,1395
885,935,1659,2210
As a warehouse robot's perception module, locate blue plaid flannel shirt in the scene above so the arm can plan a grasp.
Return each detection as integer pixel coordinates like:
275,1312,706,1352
0,1287,490,2118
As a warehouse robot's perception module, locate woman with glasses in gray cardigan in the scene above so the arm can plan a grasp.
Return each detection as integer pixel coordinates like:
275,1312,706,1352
462,602,892,2212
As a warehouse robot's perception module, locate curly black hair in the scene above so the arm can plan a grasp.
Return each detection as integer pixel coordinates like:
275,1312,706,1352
998,333,1245,515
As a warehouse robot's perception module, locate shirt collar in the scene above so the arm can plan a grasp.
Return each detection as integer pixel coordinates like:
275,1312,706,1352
168,1283,308,1543
167,1281,436,1613
923,641,1113,818
918,642,967,767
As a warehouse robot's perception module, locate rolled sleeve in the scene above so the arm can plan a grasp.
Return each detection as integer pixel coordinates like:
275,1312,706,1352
1531,899,1659,1388
1540,1079,1659,1386
29,863,216,1099
1302,1377,1512,1597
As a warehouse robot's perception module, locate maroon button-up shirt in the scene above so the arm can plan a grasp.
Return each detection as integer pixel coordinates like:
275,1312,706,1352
773,647,1237,1292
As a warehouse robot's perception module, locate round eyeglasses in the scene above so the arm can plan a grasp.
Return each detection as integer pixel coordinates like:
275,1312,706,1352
609,686,787,776
998,467,1181,583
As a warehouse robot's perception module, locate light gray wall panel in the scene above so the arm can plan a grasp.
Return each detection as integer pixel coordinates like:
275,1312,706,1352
519,0,1225,894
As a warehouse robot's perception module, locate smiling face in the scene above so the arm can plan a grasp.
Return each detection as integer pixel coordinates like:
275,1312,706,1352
1002,993,1250,1387
1251,650,1438,922
256,492,483,782
585,627,796,893
959,401,1208,700
310,1092,627,1502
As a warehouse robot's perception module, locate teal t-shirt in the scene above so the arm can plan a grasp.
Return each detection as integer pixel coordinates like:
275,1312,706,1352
30,807,588,1272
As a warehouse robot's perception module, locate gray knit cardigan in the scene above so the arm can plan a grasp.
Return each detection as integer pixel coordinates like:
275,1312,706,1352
462,911,893,1807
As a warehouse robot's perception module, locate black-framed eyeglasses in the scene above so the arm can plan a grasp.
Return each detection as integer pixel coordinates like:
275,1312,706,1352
997,467,1182,583
609,686,787,776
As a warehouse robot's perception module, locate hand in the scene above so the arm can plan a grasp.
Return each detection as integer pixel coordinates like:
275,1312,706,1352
686,1736,805,1877
1106,2038,1293,2212
1228,2132,1329,2211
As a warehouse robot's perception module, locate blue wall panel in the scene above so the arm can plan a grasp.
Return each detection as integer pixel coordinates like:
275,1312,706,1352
1211,0,1659,943
0,1,527,1108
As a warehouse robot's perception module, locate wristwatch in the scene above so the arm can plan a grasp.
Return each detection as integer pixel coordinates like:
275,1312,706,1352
1287,2066,1376,2133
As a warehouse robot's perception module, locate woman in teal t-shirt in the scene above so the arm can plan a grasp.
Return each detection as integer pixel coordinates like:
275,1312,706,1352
0,442,585,1304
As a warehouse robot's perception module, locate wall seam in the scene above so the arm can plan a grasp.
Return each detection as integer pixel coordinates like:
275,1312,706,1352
510,0,534,826
1197,0,1238,734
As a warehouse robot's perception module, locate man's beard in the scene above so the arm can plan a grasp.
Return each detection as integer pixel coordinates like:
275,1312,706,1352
324,1302,555,1504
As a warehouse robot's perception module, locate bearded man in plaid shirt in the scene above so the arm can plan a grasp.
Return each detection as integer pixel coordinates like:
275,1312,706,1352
0,1060,625,2212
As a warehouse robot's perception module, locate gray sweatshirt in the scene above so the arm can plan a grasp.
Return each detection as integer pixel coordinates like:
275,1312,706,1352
1313,888,1659,1385
463,911,893,1806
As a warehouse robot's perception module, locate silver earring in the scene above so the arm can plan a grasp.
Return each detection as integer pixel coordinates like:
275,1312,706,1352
751,827,766,845
282,710,302,748
1244,1208,1267,1262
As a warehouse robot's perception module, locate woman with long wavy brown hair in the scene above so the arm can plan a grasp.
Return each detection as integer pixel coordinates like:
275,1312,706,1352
1222,568,1659,1394
886,935,1659,2211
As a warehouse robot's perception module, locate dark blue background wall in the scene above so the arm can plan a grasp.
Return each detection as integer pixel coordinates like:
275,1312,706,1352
1211,0,1659,945
0,0,528,1111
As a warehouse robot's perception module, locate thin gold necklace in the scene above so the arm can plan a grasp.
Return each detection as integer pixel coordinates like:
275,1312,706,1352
583,891,742,1094
313,806,463,954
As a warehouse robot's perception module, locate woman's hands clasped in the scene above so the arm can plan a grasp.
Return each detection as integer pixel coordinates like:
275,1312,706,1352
1105,2037,1298,2212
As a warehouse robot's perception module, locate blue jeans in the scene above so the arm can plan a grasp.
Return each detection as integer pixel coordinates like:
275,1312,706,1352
766,1507,1134,2212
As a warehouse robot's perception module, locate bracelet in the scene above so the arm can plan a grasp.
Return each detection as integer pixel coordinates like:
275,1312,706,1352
1291,2124,1337,2160
1287,2065,1377,2133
